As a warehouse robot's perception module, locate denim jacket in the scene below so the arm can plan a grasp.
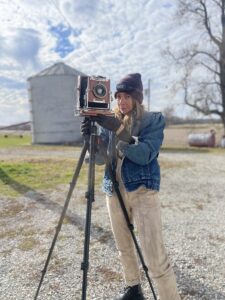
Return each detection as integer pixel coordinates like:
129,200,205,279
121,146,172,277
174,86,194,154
96,111,165,196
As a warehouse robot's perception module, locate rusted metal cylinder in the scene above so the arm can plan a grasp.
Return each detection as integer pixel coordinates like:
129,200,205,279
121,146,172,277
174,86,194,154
188,131,216,147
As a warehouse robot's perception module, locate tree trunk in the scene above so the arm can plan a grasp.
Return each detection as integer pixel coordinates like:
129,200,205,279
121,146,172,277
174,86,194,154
220,3,225,133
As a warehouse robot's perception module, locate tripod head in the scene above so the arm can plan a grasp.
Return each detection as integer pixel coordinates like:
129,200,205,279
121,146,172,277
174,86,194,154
81,116,98,143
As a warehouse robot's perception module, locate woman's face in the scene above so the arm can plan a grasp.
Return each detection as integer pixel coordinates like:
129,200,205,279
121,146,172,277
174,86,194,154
117,92,134,114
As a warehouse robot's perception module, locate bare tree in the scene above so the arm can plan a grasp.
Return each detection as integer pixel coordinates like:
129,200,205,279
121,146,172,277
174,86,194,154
167,0,225,132
163,105,176,125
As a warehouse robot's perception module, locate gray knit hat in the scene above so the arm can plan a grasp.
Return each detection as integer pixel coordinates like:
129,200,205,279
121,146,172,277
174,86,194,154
114,73,143,104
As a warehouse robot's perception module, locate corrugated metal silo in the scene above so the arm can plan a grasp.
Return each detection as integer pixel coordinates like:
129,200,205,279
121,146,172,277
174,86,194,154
27,62,85,144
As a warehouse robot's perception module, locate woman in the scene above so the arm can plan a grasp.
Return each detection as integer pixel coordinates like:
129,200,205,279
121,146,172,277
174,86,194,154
81,73,181,300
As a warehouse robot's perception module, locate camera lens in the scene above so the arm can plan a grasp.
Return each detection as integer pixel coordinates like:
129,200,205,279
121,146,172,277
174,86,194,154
93,83,107,98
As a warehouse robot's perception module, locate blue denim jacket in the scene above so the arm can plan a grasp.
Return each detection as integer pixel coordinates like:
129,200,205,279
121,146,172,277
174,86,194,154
96,111,165,196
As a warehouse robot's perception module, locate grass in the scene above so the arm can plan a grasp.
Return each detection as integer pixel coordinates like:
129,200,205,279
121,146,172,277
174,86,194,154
0,158,104,197
0,134,81,151
0,131,224,198
0,229,18,239
0,223,39,252
0,202,25,218
0,134,31,148
161,145,225,154
18,237,40,251
0,159,73,197
159,159,194,170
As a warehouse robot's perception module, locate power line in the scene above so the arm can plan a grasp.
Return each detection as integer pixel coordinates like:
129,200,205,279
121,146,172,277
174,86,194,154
47,0,109,76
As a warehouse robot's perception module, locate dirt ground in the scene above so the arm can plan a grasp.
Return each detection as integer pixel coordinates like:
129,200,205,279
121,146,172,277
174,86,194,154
0,146,225,299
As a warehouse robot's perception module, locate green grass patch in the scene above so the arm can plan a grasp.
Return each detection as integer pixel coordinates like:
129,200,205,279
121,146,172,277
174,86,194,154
161,145,209,153
160,159,194,169
0,229,18,239
0,227,36,239
0,134,31,148
0,202,25,218
18,237,40,251
0,158,104,197
0,134,82,151
161,145,225,154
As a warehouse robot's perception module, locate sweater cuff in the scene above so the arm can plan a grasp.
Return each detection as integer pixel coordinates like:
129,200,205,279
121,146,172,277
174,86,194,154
132,136,139,145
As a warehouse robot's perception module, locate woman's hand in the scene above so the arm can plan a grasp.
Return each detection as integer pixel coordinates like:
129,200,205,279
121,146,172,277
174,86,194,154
80,117,91,136
94,115,121,132
95,115,135,144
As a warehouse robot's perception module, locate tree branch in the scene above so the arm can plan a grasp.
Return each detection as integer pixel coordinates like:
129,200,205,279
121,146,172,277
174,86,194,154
211,0,222,9
200,0,221,47
174,1,225,129
183,72,222,116
189,50,220,64
196,61,221,76
210,98,223,107
185,96,222,116
199,80,220,87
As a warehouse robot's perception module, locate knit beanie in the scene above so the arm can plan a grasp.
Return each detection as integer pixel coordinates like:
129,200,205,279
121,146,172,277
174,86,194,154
114,73,143,104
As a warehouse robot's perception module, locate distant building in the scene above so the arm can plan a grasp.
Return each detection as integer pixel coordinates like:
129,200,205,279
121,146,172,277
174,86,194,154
27,62,85,144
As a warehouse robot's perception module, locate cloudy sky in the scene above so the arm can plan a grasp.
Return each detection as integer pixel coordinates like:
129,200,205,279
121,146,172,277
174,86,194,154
0,0,206,126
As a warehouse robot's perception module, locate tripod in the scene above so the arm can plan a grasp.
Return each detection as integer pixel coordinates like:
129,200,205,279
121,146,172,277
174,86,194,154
34,119,157,300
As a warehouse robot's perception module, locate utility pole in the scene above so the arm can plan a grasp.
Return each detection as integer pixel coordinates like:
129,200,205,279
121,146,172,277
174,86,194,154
144,79,151,111
147,79,150,112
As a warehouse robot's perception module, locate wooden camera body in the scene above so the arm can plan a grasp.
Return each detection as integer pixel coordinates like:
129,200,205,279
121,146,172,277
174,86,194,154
76,75,113,116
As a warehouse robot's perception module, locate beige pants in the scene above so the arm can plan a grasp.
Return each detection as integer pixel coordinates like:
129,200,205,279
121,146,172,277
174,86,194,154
106,161,181,300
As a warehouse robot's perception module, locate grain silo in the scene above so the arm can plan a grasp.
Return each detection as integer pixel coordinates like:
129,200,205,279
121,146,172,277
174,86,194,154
27,62,85,144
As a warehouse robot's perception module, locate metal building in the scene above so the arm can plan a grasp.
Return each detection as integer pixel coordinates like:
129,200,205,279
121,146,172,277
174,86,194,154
27,62,85,144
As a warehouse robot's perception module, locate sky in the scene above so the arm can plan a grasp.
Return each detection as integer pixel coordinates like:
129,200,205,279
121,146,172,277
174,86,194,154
0,0,214,126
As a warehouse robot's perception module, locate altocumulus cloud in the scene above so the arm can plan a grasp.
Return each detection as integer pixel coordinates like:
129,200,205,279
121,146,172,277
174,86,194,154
60,0,100,26
1,28,41,68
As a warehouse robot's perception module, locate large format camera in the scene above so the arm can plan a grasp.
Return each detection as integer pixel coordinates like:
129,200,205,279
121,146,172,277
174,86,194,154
76,75,113,116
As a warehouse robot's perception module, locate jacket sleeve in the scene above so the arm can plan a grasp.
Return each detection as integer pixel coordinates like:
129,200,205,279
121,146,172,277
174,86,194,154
117,113,165,165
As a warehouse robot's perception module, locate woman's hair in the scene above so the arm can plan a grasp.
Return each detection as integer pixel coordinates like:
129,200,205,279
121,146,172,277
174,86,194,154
114,97,145,128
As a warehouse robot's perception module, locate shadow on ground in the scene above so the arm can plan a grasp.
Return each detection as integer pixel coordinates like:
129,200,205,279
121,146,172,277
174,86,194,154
1,169,224,299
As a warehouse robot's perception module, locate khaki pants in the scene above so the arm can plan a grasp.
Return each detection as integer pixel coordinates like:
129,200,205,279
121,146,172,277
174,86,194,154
106,161,181,300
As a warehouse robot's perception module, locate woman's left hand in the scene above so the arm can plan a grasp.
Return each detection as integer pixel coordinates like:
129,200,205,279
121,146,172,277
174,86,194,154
94,115,121,132
95,115,135,144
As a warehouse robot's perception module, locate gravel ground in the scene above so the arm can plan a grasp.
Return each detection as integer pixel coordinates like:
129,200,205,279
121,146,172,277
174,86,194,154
0,149,225,300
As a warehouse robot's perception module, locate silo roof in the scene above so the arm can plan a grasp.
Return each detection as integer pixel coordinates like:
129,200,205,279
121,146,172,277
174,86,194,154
27,62,85,80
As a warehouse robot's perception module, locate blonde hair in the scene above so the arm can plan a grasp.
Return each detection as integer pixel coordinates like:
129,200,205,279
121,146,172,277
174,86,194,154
114,98,145,128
